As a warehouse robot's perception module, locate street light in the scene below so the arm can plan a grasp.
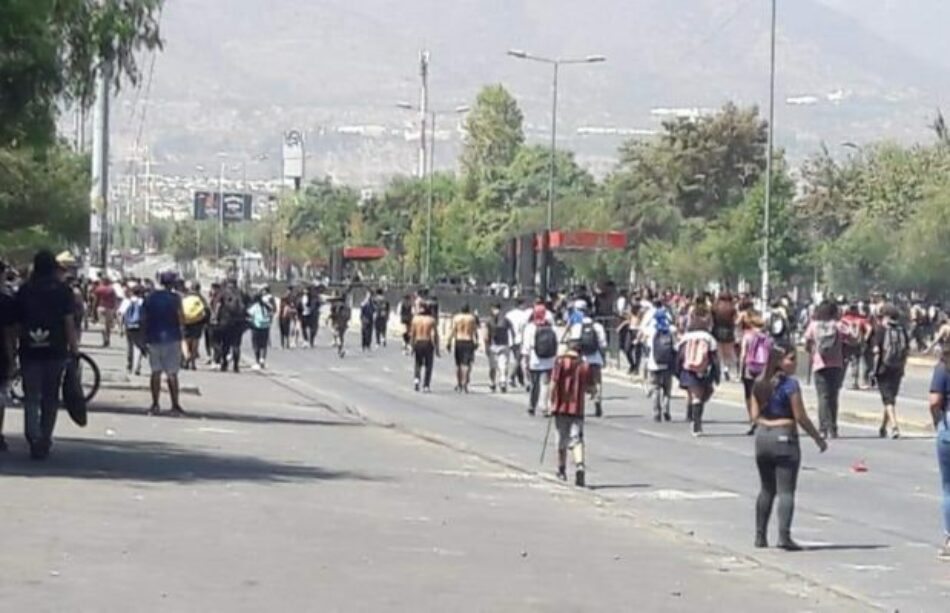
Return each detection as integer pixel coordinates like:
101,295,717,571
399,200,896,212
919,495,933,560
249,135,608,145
397,102,470,284
507,49,605,296
762,0,777,309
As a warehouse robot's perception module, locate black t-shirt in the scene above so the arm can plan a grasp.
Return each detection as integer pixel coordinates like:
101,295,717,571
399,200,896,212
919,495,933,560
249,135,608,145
487,315,512,346
14,276,74,361
0,289,16,382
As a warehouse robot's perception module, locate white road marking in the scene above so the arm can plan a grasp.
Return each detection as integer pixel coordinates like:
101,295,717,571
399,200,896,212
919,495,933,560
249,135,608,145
627,489,739,501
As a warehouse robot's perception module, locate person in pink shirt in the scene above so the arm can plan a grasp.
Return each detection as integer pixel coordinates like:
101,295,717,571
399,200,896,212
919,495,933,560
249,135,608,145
804,301,854,439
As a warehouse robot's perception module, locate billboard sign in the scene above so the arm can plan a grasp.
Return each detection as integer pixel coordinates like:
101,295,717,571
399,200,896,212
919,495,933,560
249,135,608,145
194,191,252,223
282,130,305,183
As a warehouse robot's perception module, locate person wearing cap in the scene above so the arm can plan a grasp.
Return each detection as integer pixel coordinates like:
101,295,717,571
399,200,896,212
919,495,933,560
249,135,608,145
7,250,79,459
549,343,594,486
564,300,608,417
142,271,186,416
521,303,557,416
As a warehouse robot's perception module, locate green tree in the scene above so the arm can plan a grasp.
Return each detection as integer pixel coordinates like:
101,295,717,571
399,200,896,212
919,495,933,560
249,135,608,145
0,0,163,149
460,85,524,191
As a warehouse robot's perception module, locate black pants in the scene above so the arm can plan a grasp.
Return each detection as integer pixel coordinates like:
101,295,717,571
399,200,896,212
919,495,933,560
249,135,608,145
361,319,373,350
219,323,246,370
279,318,291,348
814,367,843,434
375,317,388,345
302,316,318,347
529,369,552,411
251,327,269,363
510,343,525,386
413,342,434,388
755,425,801,543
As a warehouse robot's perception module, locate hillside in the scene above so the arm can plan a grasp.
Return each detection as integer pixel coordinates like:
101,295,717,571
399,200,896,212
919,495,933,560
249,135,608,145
115,0,950,185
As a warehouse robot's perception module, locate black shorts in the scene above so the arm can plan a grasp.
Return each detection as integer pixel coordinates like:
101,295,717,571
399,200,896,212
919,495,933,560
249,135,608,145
184,323,205,340
877,370,903,406
713,325,735,344
454,340,476,366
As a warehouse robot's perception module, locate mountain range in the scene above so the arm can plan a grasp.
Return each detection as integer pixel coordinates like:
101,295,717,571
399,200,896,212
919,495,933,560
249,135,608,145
114,0,950,186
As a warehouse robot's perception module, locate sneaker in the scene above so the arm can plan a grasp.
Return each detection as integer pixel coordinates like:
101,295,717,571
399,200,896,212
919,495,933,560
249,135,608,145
891,429,901,440
170,406,187,417
594,402,603,418
691,420,703,437
489,385,497,393
747,424,758,436
754,534,768,549
251,363,261,371
500,385,508,394
878,426,887,438
528,407,536,416
414,379,420,392
556,468,567,481
830,429,839,440
653,412,661,423
30,439,50,460
663,411,671,422
147,405,161,416
574,470,586,488
423,386,431,394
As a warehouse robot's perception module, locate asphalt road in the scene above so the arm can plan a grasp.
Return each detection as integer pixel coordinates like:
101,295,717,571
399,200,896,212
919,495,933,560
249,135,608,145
259,327,950,611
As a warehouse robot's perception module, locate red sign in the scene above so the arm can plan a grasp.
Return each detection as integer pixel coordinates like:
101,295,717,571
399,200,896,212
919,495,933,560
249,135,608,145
343,246,388,261
536,231,627,252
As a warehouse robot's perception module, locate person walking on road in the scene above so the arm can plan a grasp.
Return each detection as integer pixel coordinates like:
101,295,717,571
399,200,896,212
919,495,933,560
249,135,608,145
739,312,771,435
677,320,720,436
485,303,514,393
928,345,950,561
410,301,439,392
143,271,186,417
712,291,738,380
804,301,850,439
751,345,827,551
373,289,390,347
873,304,910,439
549,344,594,487
299,285,321,348
7,251,79,459
506,299,530,390
217,281,248,373
93,274,118,347
248,291,274,369
359,292,375,353
523,304,557,416
447,304,478,393
641,304,678,422
329,296,351,358
565,300,608,417
278,287,297,349
121,284,148,376
181,281,210,370
398,294,414,355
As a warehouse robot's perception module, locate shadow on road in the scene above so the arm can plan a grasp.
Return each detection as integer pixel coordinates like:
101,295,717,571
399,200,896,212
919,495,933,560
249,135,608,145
89,403,365,429
588,483,652,491
0,437,382,484
797,544,890,552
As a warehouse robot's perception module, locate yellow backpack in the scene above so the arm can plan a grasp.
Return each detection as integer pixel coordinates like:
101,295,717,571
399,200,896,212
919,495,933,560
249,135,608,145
182,295,206,325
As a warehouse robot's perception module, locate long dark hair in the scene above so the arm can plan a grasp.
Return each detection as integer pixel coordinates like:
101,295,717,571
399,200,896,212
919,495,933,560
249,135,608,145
752,345,796,410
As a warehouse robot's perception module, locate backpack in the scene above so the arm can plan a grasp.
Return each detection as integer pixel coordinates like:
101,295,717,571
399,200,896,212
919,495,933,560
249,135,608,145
815,321,839,360
844,319,863,348
534,325,558,359
652,329,675,370
249,303,272,329
182,295,207,325
683,335,712,374
579,322,600,355
745,332,772,377
124,300,143,330
219,288,244,323
881,325,909,370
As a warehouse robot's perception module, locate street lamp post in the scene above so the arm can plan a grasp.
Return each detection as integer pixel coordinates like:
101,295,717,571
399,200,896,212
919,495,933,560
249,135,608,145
397,102,470,285
762,0,777,309
507,49,605,296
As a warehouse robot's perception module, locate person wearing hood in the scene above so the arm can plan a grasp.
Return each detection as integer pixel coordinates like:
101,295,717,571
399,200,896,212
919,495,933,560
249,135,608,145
873,304,910,439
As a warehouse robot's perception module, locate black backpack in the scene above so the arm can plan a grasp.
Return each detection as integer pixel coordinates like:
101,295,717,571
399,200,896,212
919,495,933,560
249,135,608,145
534,325,558,359
882,324,909,370
579,322,599,355
652,329,675,369
220,288,245,323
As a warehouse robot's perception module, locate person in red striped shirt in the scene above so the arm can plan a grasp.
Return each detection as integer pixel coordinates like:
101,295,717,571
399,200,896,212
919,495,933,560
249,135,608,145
550,344,595,487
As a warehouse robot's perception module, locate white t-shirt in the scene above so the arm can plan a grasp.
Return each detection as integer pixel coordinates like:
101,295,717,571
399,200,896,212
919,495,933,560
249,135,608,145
506,307,531,345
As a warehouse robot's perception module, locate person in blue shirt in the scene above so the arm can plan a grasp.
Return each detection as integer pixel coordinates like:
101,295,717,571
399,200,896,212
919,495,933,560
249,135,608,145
750,344,826,551
142,271,185,416
928,345,950,561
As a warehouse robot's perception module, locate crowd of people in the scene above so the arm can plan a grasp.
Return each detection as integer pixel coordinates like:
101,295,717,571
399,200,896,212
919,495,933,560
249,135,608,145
1,252,948,559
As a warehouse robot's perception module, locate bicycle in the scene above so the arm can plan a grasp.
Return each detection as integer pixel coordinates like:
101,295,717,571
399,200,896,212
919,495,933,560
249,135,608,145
9,352,101,405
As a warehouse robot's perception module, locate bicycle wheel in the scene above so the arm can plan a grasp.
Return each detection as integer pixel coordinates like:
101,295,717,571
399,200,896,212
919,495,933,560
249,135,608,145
77,352,101,403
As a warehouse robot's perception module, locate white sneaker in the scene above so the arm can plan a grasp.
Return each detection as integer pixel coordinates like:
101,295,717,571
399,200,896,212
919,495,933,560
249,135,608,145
251,363,261,371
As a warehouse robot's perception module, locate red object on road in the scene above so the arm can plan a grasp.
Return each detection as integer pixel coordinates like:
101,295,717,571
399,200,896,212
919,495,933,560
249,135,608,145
343,246,388,261
851,459,868,473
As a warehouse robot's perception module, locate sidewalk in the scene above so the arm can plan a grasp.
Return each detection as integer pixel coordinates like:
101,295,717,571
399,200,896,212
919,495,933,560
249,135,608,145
0,336,863,611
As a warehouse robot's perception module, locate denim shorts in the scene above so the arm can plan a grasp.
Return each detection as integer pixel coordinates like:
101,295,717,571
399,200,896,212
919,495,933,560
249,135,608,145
149,341,182,375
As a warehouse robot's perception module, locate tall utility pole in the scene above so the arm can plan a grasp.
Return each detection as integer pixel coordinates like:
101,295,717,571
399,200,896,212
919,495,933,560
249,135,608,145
144,146,152,223
216,162,225,260
762,0,777,309
417,50,430,179
507,49,605,297
90,61,111,269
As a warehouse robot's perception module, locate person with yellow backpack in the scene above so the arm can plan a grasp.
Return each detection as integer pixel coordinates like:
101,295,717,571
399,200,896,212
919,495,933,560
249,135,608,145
181,283,210,370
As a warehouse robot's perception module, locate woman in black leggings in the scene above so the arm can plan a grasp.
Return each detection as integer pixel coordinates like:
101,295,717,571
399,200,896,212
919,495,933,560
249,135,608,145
750,345,827,550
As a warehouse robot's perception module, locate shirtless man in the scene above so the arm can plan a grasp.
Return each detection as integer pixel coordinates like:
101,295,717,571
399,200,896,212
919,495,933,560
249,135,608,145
447,304,479,393
410,301,440,392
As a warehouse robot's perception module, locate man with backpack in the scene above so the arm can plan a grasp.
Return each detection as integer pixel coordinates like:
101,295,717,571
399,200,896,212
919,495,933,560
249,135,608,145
841,303,872,390
549,342,595,487
767,301,791,349
522,304,558,416
641,300,678,422
485,303,514,393
873,304,910,439
565,300,608,417
121,284,148,376
739,312,771,435
217,280,248,373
